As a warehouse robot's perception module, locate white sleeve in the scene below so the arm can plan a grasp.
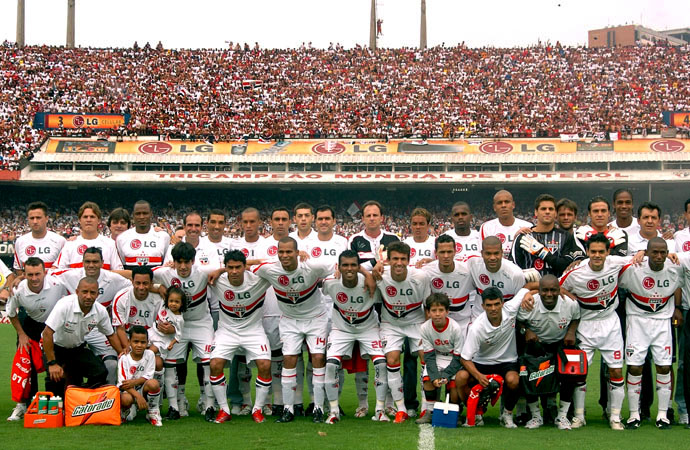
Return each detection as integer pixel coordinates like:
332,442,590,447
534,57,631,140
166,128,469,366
142,353,155,380
112,290,129,327
98,308,115,336
117,357,127,387
45,300,67,332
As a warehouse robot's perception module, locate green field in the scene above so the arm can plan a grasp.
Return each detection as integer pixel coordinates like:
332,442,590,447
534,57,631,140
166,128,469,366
0,324,687,449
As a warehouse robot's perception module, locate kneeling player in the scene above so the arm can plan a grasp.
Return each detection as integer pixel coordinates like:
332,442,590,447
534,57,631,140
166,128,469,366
119,326,162,426
322,250,384,424
208,251,273,424
459,287,521,428
416,293,465,424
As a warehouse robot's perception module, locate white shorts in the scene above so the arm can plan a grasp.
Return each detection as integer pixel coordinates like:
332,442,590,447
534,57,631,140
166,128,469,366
211,325,271,363
326,326,384,360
262,315,282,351
625,315,673,366
85,329,117,359
577,314,624,369
380,322,423,354
168,319,214,363
279,313,328,356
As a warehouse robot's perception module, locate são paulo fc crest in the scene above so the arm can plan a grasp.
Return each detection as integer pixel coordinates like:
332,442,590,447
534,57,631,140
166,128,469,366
278,275,289,286
586,279,600,290
642,277,655,290
432,278,444,289
336,292,348,304
224,290,235,301
130,239,142,250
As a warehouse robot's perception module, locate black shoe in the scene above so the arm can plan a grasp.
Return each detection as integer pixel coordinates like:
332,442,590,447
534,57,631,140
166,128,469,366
312,407,324,423
294,404,305,417
515,412,530,427
305,403,315,417
272,405,284,417
204,407,216,423
640,408,651,422
166,407,180,420
656,418,671,430
667,409,675,424
625,418,641,430
276,409,295,423
544,405,558,425
339,406,346,417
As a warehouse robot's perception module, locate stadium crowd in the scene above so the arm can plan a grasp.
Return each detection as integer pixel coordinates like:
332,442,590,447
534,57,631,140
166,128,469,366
2,40,689,169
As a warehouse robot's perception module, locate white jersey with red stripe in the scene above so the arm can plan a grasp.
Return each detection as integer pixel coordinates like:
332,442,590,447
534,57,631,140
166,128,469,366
116,227,170,269
559,256,630,321
322,273,380,332
6,275,68,323
443,229,482,262
422,260,476,322
618,260,683,319
421,317,465,364
302,234,349,274
479,217,532,259
403,236,436,265
675,228,690,254
466,256,525,301
52,267,131,310
377,267,430,327
13,231,66,270
209,271,270,331
236,236,266,260
253,259,331,320
117,350,155,388
258,235,280,261
112,287,163,330
153,266,211,323
627,230,674,255
55,234,123,271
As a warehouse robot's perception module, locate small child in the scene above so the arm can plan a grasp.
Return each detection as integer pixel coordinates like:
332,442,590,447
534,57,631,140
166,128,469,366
119,325,162,426
416,293,465,424
148,287,186,419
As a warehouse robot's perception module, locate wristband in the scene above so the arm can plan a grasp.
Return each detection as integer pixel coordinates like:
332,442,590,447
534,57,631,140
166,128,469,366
47,360,57,366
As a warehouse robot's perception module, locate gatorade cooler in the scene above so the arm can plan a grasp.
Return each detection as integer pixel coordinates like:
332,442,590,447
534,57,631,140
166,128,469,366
24,391,64,428
431,394,459,429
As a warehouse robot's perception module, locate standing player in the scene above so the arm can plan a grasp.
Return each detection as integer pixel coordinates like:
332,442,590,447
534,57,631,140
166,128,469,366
574,196,628,256
467,237,532,302
480,190,532,260
236,207,265,260
403,208,435,265
107,208,130,242
556,198,578,234
200,209,235,329
322,250,384,424
628,202,675,254
349,201,399,270
55,202,123,270
619,238,683,429
674,199,690,424
116,200,170,270
13,202,65,273
443,202,481,262
559,233,629,430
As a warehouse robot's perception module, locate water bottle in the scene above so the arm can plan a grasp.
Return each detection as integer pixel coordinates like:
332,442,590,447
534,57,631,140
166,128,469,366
38,396,48,414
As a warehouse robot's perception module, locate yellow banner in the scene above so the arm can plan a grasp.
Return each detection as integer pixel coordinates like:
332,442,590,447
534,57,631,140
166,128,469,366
45,113,127,129
44,138,690,155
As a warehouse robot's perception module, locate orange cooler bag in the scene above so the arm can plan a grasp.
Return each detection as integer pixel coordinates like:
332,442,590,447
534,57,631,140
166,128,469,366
65,385,121,426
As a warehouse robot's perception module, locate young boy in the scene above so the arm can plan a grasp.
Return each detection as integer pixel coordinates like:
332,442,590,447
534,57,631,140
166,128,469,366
416,293,465,424
118,325,163,426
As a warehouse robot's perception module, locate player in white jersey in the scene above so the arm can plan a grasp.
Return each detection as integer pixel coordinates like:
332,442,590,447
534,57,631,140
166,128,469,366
675,199,690,424
403,208,436,265
415,293,465,425
52,247,131,385
55,201,123,271
376,241,430,424
118,326,162,426
322,250,384,424
201,209,236,329
112,267,163,345
459,286,522,428
467,237,531,302
559,233,630,430
253,237,334,423
618,238,684,429
153,242,216,421
6,257,68,420
116,200,170,270
13,201,65,272
609,188,641,236
207,250,273,424
627,202,675,254
443,201,481,262
516,275,580,430
423,235,477,333
479,190,532,260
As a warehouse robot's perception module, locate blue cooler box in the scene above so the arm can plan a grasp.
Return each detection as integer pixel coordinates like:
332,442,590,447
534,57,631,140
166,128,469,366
431,395,459,428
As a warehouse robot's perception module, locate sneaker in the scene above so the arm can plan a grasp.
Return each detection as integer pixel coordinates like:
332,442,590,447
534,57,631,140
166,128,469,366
668,409,675,424
679,413,689,425
231,405,241,415
238,404,252,416
462,415,484,428
525,416,543,429
371,410,390,422
305,403,315,417
544,405,558,425
120,408,129,423
312,407,324,423
146,411,163,427
325,411,339,424
625,418,641,430
271,405,284,417
385,406,397,417
165,407,180,420
610,419,625,431
179,397,189,417
339,406,346,417
251,409,265,424
126,405,137,422
354,406,369,418
656,418,671,430
293,403,305,417
196,397,205,414
214,409,232,424
640,408,651,422
514,412,530,427
393,410,409,424
263,404,273,416
571,416,586,429
204,407,216,423
406,408,417,418
275,409,295,423
415,411,432,424
7,403,26,422
555,416,572,430
500,413,517,429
